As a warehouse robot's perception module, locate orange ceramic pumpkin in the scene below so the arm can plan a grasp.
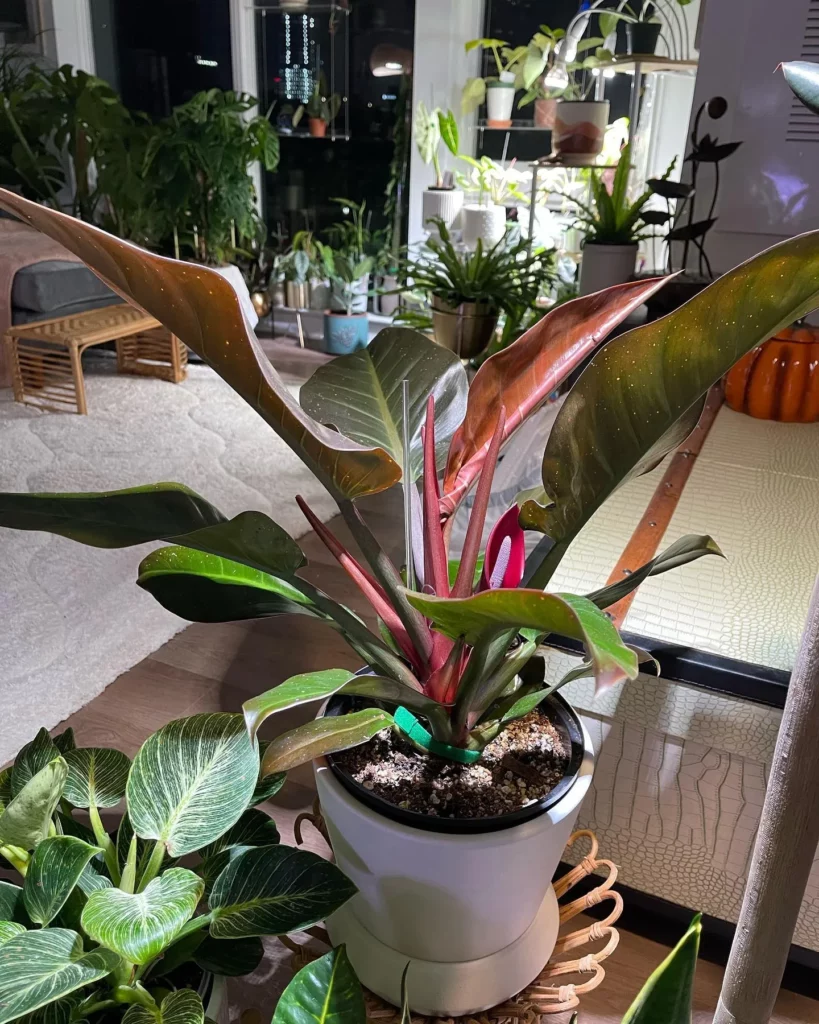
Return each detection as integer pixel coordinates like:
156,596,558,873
723,326,819,422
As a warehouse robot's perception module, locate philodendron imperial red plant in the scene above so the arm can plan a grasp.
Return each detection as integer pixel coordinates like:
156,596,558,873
2,188,819,777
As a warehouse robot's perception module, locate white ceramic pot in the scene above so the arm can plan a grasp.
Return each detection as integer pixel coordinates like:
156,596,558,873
315,701,594,1016
552,100,610,161
461,203,507,249
578,241,638,295
422,188,463,236
309,278,332,311
485,71,516,127
376,274,400,316
330,274,370,314
211,263,258,329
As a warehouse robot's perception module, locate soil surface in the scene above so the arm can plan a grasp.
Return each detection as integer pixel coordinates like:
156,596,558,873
333,708,570,819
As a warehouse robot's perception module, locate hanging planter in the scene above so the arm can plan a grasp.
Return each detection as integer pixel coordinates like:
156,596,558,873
552,100,610,161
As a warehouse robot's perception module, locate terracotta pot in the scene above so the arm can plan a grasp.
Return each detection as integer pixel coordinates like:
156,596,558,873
431,296,498,359
724,326,819,422
534,97,557,129
309,118,327,138
578,242,638,295
552,100,610,161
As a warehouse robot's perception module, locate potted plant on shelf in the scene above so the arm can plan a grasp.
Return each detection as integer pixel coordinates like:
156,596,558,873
0,718,355,1024
279,247,312,309
413,102,462,236
293,75,342,138
455,155,528,249
462,38,528,128
516,25,604,128
3,186,819,1013
315,241,374,354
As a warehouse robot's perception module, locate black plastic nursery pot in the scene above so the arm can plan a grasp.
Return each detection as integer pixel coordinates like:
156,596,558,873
626,22,662,55
323,689,586,835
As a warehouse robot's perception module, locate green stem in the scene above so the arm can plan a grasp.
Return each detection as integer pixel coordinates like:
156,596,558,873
137,840,165,892
114,984,157,1010
0,844,29,875
88,802,121,885
75,1001,118,1019
432,148,442,189
491,43,504,77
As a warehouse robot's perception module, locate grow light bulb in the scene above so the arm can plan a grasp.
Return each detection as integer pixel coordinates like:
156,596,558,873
541,60,569,91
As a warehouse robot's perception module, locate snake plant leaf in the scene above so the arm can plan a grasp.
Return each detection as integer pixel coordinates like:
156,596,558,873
0,758,67,850
272,945,365,1024
299,327,468,480
586,535,724,610
0,189,400,501
441,278,669,515
405,589,638,694
11,729,60,797
782,61,819,115
193,935,264,977
0,921,26,945
23,837,102,926
209,845,357,938
521,229,819,584
81,867,204,964
0,484,225,549
63,748,131,809
251,750,286,805
0,881,24,922
243,671,356,742
137,546,320,624
199,809,280,859
621,914,701,1024
126,713,258,857
122,989,204,1024
260,710,394,775
0,928,120,1024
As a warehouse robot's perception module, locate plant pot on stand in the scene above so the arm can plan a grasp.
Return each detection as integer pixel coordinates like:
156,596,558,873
552,100,610,162
431,296,499,359
626,21,662,55
422,188,464,237
309,118,328,138
323,311,369,354
485,71,516,128
315,691,595,1016
461,203,507,249
328,274,370,314
578,241,638,295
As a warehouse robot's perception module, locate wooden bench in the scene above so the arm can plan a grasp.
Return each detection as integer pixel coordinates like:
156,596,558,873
4,304,187,414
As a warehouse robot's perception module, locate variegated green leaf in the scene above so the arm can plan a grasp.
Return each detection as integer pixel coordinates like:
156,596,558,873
0,758,67,850
63,748,131,809
11,730,60,797
126,714,258,857
194,935,264,977
260,711,394,775
209,845,357,938
199,809,279,859
0,768,11,810
272,945,365,1024
123,989,204,1024
0,922,25,945
0,928,120,1024
243,671,356,742
81,867,204,964
52,731,77,756
0,881,24,922
23,837,102,926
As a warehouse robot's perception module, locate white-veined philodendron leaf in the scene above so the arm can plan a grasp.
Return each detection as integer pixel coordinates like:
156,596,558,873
0,881,23,921
122,989,204,1024
199,808,279,859
0,928,120,1024
127,714,258,857
63,748,131,808
272,946,365,1024
10,729,60,797
81,867,204,965
0,758,67,851
0,922,25,945
24,836,102,925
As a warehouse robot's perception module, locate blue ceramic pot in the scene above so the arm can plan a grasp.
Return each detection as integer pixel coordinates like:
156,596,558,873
324,312,369,354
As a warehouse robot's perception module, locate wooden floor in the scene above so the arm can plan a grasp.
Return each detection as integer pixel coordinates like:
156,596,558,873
55,342,818,1022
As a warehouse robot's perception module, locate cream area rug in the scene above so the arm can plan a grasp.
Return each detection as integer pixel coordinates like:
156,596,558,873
0,360,336,763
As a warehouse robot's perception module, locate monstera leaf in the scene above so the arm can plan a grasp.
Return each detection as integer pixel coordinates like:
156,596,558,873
300,327,468,480
0,189,400,501
0,929,120,1024
521,229,819,585
0,758,67,850
441,278,669,516
23,837,102,926
126,714,258,857
272,946,365,1024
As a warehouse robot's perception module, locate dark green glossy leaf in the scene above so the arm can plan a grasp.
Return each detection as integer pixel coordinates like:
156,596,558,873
521,230,819,583
0,769,11,809
174,511,306,576
81,868,204,964
194,935,264,977
342,676,451,735
622,914,701,1023
272,945,365,1024
586,535,724,610
123,989,204,1024
251,751,286,806
127,713,258,858
199,809,280,859
23,837,102,926
405,588,637,694
137,546,319,624
52,730,76,756
260,710,394,775
782,61,819,115
0,758,67,851
152,930,206,977
63,748,131,809
243,671,355,742
0,929,120,1024
196,847,251,899
209,845,357,938
0,881,25,923
300,327,468,479
11,729,60,797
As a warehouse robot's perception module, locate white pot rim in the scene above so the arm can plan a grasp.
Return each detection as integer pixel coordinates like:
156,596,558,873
488,78,515,89
318,689,589,836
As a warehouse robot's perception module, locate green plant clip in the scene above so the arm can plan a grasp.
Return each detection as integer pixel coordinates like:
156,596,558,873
393,707,481,765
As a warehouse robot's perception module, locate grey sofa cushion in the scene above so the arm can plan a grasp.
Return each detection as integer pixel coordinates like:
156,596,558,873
11,294,124,325
12,260,117,313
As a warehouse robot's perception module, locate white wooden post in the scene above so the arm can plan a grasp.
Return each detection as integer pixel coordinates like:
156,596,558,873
714,575,819,1024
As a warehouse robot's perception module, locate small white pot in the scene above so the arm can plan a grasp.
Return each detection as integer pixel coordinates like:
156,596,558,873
315,701,594,1016
211,263,258,329
376,274,400,316
486,74,515,126
309,278,332,311
552,100,610,161
422,188,463,236
578,241,638,295
461,203,507,249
